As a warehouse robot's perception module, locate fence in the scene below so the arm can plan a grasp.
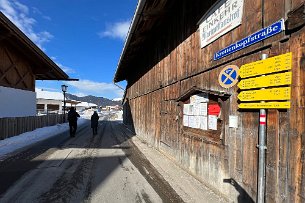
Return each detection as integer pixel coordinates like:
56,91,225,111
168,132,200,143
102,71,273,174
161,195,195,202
0,114,67,140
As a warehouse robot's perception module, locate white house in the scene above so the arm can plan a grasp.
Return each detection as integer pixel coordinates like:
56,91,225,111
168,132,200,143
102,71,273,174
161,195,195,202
36,89,64,114
36,89,81,114
76,102,98,112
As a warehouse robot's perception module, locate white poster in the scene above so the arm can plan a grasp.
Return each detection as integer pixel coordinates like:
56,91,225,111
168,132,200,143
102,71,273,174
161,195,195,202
193,104,199,116
183,115,189,126
183,104,189,115
189,116,196,128
190,93,209,103
190,95,196,104
229,115,238,128
208,115,218,130
199,0,244,48
197,93,209,103
195,116,201,128
184,104,194,115
188,104,194,115
199,116,208,130
198,103,208,116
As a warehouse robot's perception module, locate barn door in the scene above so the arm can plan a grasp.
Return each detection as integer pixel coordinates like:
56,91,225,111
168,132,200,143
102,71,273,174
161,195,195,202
160,100,180,157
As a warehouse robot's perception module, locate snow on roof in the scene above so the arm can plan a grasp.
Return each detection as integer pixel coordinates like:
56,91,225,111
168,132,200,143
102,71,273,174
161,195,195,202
36,88,64,100
76,102,98,107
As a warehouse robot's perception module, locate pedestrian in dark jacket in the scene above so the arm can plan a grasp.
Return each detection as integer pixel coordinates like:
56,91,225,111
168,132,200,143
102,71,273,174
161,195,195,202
91,111,99,135
67,107,80,137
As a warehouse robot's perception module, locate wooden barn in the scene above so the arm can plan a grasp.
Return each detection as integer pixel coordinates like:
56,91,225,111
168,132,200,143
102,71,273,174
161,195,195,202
114,0,305,202
0,12,69,118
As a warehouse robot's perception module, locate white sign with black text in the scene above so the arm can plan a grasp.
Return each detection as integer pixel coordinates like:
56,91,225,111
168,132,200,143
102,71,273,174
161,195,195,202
199,0,244,48
208,115,218,130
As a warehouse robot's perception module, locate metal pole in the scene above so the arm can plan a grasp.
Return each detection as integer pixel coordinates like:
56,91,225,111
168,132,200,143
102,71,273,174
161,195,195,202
63,91,66,123
113,82,125,91
257,53,268,203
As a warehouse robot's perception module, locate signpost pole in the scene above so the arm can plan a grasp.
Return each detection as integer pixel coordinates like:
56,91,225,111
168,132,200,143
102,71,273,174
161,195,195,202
238,51,291,201
257,54,268,203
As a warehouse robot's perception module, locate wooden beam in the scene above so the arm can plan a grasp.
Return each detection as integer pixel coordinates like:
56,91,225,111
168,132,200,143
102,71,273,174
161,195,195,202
32,68,50,75
15,72,30,87
142,9,170,18
0,64,16,81
0,28,12,42
286,3,305,31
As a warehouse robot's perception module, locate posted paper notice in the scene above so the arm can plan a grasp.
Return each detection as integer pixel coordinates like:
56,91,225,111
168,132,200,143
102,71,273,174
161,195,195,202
199,116,208,130
183,115,189,126
208,115,218,130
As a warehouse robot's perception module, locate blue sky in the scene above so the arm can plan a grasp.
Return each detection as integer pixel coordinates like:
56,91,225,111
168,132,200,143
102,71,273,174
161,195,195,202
0,0,137,99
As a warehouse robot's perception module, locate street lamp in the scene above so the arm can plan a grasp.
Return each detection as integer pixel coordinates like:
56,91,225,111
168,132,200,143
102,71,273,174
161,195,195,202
61,84,68,122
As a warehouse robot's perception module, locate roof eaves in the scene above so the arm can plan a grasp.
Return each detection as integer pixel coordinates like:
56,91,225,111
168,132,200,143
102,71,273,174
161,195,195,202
113,0,147,83
0,12,69,80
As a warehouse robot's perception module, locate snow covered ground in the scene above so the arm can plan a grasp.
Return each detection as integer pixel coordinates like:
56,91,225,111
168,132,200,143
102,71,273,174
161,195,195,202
0,118,88,161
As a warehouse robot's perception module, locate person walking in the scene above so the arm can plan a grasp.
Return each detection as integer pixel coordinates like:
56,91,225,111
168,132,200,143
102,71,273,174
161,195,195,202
67,107,80,137
91,111,99,135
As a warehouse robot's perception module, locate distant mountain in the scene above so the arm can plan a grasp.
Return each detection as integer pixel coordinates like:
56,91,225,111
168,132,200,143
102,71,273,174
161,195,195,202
112,98,123,102
66,93,122,107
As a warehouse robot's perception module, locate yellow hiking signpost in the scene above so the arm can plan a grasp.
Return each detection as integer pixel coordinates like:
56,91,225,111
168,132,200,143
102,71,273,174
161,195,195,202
238,52,292,109
239,52,292,78
238,102,291,109
238,72,292,89
237,87,291,101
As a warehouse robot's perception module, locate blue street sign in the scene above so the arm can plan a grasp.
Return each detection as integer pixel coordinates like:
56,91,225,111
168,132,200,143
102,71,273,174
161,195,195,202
218,65,239,88
214,19,285,60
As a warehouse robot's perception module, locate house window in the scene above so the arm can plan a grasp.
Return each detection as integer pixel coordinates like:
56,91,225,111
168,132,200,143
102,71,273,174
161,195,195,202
37,104,44,110
179,89,229,143
47,104,60,111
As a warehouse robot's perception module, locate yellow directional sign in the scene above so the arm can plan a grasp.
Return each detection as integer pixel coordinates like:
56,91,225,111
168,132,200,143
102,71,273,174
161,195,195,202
238,72,292,89
238,101,290,109
240,52,292,78
237,87,291,101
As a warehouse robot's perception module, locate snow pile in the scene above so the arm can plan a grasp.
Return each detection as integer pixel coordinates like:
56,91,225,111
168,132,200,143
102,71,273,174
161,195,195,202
0,118,87,160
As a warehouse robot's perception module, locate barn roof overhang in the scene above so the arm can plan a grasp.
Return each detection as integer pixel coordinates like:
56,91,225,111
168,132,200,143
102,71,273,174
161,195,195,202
177,87,231,102
0,12,77,81
113,0,173,83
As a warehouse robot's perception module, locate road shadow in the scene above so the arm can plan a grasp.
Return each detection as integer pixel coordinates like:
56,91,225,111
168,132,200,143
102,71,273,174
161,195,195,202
122,99,136,134
0,120,182,202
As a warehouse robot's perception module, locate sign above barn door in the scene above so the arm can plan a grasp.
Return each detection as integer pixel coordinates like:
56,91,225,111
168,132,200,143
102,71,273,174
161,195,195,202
199,0,244,48
214,19,285,60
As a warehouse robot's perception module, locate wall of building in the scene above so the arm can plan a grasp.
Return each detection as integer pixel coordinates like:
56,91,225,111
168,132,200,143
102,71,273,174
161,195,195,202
0,43,35,91
0,86,36,118
123,0,305,202
36,98,62,114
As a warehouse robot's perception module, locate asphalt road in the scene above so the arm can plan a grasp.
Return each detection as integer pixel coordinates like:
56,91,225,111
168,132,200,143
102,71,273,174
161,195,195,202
0,120,183,203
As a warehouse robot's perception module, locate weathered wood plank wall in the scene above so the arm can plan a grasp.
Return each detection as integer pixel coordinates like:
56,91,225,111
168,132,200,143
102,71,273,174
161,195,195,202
124,0,305,201
0,43,35,91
